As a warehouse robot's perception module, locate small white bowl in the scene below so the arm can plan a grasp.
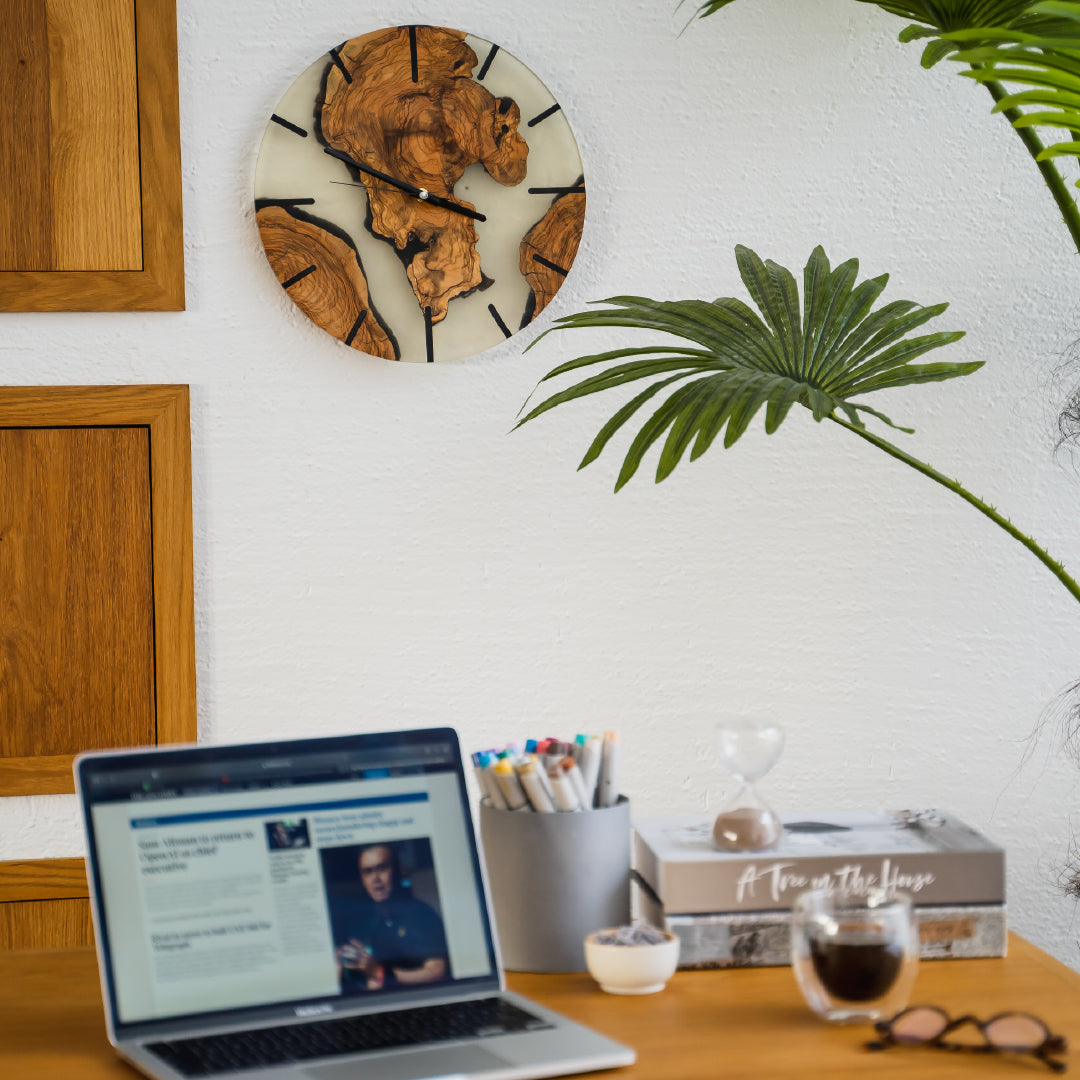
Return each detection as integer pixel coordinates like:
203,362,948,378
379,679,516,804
584,929,680,995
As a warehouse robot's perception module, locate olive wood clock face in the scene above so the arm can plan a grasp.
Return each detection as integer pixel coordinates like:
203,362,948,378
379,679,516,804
255,25,586,363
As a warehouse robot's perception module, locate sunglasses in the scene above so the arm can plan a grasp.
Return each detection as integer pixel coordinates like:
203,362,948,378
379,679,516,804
867,1005,1068,1073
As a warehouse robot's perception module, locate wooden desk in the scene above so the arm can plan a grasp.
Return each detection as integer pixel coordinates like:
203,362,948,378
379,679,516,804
1,934,1076,1079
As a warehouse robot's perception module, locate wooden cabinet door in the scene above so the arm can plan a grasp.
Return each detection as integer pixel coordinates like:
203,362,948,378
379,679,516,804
0,0,184,310
0,386,195,948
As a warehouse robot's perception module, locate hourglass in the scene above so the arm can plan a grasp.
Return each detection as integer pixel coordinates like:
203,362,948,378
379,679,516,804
712,718,785,851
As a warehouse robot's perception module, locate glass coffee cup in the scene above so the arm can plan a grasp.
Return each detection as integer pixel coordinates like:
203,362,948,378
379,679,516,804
791,887,919,1023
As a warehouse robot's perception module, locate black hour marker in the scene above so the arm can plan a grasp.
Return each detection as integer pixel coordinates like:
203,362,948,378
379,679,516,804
283,264,317,288
344,308,368,346
409,26,419,83
528,183,586,195
424,306,434,363
329,45,352,84
476,44,499,81
271,114,308,137
488,304,512,338
532,254,569,276
527,103,561,128
257,197,316,208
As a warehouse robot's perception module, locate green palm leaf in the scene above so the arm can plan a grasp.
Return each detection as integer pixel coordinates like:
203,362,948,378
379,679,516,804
685,0,1040,30
679,2,1080,248
518,246,973,489
944,14,1080,180
517,245,1080,606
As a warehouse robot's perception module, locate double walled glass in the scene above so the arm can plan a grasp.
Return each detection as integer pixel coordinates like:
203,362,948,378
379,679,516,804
792,888,919,1023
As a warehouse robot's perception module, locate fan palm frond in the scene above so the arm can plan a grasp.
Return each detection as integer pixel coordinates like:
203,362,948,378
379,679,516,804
680,0,1080,251
943,6,1080,175
519,245,974,488
517,246,1080,605
685,0,1038,29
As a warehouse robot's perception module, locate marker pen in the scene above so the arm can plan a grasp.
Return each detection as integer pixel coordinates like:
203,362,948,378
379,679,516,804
471,752,490,804
547,765,582,812
578,736,602,809
477,752,508,810
598,730,620,808
544,740,570,773
516,758,555,812
520,750,555,799
559,754,590,809
573,734,588,766
493,757,529,811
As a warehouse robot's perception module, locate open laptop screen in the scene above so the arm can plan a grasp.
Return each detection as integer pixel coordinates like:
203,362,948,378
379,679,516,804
76,729,500,1038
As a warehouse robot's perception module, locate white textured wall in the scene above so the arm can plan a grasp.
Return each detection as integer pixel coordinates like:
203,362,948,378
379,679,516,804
4,0,1080,970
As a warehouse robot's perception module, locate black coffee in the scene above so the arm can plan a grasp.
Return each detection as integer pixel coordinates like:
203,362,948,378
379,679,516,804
809,936,903,1001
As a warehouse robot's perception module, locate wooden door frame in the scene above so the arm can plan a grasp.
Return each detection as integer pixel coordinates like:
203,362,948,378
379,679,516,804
0,385,196,796
0,386,195,943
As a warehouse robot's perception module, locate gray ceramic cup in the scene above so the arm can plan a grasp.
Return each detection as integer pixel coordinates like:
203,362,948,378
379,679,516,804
479,796,631,972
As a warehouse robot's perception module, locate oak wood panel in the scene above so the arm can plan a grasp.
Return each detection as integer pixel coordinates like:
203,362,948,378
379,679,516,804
0,859,90,949
47,0,141,271
0,385,195,796
0,858,87,902
0,0,140,270
0,426,156,761
0,936,1075,1078
0,2,51,271
0,898,92,951
0,0,184,309
0,754,86,794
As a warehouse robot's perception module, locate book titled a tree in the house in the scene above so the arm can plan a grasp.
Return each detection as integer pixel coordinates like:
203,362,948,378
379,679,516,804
632,810,1006,967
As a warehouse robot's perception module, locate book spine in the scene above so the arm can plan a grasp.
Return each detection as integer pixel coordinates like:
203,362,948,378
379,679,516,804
632,881,1006,967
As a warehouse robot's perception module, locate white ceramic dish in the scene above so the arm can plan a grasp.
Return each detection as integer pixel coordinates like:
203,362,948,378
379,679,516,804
583,929,680,994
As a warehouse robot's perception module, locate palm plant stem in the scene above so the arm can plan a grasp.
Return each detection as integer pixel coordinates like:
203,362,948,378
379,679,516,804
978,73,1080,253
830,414,1080,604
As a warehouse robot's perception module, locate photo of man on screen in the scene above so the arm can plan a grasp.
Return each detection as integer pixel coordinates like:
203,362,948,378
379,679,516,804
324,841,448,992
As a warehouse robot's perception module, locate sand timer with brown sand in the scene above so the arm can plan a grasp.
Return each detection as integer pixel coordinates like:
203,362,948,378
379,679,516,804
712,719,785,851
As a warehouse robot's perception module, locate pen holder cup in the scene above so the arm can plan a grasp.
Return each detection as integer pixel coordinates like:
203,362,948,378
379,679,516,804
479,796,631,973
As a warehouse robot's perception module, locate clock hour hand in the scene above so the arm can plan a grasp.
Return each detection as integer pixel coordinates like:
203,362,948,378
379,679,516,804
322,146,487,222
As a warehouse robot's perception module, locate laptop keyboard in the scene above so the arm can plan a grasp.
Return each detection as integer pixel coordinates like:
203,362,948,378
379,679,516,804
146,997,554,1077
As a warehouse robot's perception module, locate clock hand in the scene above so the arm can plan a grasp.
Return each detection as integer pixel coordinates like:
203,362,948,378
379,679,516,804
322,146,487,222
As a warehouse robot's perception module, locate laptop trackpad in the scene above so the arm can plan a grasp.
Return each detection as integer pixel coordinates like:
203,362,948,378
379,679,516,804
305,1044,510,1080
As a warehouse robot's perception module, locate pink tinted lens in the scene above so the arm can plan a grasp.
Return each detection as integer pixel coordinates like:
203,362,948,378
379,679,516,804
892,1007,949,1043
984,1014,1048,1050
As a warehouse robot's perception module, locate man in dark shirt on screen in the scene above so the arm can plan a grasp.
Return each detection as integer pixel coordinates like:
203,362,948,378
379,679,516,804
332,843,448,991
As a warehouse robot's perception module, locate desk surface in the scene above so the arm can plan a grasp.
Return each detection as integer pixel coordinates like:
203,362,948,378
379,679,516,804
1,934,1076,1079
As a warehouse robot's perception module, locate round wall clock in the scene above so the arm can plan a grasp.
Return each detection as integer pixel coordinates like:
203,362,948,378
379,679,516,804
254,25,586,363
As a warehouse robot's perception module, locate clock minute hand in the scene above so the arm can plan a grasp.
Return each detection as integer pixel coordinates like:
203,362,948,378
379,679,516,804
322,147,487,222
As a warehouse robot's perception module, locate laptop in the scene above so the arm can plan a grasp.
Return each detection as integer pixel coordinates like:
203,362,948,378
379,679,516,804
75,728,635,1080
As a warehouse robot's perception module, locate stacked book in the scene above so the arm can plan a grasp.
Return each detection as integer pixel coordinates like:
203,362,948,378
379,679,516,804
632,809,1006,969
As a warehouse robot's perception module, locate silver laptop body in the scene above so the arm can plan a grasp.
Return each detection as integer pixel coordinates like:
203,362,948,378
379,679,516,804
75,728,635,1080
